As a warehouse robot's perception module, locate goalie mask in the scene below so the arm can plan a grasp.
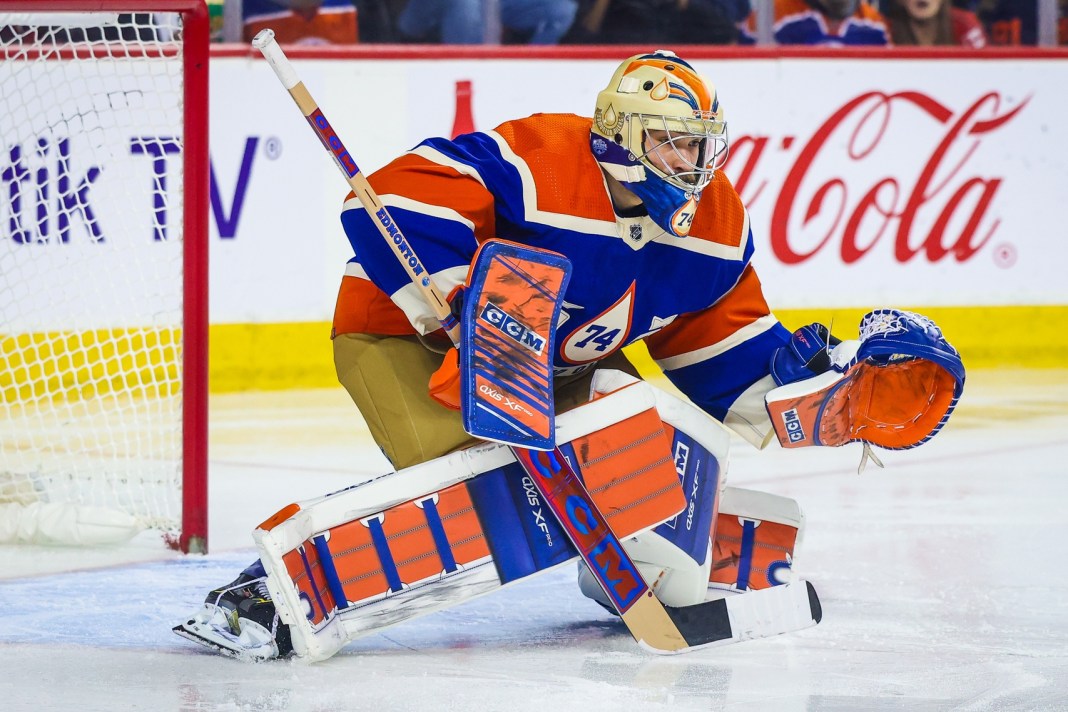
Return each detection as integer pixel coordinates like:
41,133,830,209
591,50,728,238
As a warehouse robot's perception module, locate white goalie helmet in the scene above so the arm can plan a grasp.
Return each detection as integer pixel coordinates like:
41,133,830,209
591,50,728,197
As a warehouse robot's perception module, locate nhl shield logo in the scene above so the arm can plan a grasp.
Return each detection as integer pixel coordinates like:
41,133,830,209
628,224,642,242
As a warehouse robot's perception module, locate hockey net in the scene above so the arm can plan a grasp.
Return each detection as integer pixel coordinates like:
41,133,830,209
0,2,208,552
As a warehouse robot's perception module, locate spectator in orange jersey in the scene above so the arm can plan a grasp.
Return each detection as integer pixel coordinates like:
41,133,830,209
884,0,987,46
242,0,358,45
738,0,891,45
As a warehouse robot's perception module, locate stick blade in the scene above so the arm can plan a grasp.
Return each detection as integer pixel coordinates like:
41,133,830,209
638,581,823,655
460,240,571,450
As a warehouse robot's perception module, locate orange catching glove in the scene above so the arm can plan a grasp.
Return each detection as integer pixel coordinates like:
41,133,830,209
765,309,965,452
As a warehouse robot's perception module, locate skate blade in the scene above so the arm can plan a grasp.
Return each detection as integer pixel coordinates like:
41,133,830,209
172,619,277,662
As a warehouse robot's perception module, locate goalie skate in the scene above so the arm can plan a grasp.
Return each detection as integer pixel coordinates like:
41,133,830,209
172,574,293,662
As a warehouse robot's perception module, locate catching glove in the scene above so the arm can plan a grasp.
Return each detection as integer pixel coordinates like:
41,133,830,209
765,309,965,451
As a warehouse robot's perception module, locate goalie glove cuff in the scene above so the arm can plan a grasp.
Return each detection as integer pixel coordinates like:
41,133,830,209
770,323,843,386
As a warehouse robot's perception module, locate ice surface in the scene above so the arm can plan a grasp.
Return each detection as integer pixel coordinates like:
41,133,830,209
2,370,1066,711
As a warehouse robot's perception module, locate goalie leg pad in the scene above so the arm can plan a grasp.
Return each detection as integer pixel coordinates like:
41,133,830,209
253,374,733,661
577,369,729,610
578,535,715,611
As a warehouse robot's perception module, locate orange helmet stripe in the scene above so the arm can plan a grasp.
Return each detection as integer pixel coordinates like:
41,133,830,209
624,58,713,113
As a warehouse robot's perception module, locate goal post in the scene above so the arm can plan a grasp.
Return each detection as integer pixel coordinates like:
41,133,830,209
0,1,209,552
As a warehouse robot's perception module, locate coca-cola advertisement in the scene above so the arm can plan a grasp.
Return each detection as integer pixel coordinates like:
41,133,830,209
724,85,1037,307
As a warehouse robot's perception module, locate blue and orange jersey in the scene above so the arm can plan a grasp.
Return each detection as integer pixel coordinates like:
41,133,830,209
336,113,791,444
739,0,891,45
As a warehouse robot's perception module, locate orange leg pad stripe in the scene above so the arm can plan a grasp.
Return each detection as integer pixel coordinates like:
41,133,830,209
569,407,686,537
297,481,491,608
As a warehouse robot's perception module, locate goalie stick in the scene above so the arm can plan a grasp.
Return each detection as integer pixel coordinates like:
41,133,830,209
252,29,821,655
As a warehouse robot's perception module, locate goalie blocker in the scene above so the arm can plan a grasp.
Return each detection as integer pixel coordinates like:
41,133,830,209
210,371,820,662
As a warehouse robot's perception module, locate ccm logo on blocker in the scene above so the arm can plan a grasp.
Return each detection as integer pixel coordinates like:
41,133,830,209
479,303,546,355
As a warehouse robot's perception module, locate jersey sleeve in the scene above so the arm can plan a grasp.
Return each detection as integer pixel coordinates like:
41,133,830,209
338,133,506,335
643,264,791,447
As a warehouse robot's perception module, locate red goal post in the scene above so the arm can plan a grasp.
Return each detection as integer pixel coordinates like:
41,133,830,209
0,1,208,552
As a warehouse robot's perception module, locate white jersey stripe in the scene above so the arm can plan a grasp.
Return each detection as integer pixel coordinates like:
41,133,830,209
391,265,469,335
343,261,369,279
399,135,750,262
669,209,750,261
410,145,488,188
655,313,780,371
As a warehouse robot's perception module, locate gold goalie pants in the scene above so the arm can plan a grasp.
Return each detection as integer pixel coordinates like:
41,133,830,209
333,332,638,470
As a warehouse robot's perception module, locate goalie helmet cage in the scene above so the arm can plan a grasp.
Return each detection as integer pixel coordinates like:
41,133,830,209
0,1,208,552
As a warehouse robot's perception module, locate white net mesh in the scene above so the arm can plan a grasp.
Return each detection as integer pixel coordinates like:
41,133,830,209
1,12,188,539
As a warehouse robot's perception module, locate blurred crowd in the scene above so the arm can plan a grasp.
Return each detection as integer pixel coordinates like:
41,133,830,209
214,0,1067,47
